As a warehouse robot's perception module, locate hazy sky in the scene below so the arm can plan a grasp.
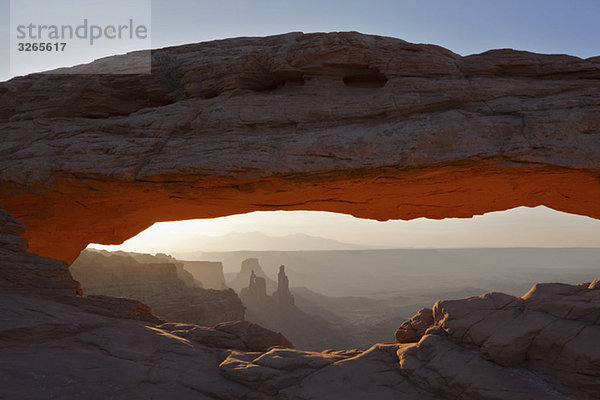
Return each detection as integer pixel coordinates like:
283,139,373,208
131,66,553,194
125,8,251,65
3,2,599,250
88,207,600,253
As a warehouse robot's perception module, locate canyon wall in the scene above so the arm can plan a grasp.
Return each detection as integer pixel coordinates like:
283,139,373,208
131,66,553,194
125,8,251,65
0,207,80,294
0,32,598,268
71,250,244,326
182,261,227,289
229,258,277,293
125,252,200,287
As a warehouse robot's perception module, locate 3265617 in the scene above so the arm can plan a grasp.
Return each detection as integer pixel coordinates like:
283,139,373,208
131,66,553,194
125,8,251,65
17,42,67,51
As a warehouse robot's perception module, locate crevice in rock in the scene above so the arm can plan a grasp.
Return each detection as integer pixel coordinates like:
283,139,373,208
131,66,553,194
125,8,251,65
246,71,306,92
343,68,388,88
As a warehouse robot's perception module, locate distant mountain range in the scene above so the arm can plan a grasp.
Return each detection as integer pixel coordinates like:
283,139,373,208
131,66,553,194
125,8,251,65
173,231,377,257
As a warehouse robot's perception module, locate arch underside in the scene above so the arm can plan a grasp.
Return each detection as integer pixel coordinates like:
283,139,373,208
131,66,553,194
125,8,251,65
1,163,598,264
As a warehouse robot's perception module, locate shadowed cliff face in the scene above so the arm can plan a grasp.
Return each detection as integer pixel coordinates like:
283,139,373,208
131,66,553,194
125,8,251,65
70,250,245,326
0,31,598,264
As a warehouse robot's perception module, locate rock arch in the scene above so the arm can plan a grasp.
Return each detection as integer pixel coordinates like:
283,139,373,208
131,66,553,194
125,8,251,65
0,31,598,285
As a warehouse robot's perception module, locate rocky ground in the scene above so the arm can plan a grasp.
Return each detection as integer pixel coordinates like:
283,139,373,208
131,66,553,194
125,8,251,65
0,291,288,400
2,278,599,399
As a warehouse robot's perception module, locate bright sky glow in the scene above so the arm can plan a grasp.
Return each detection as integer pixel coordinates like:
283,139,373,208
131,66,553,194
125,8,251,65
88,206,600,254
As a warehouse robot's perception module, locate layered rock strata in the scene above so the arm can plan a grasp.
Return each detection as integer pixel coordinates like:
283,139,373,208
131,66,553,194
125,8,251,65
0,32,598,265
229,258,277,293
126,251,200,287
182,260,227,289
71,250,244,326
0,207,80,294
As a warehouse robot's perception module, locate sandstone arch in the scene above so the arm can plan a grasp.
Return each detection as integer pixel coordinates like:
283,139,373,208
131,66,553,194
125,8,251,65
0,31,599,271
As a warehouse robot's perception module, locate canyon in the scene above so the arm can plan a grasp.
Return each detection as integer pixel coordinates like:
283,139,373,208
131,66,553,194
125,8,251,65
71,249,244,326
1,210,598,398
0,32,599,399
238,263,352,350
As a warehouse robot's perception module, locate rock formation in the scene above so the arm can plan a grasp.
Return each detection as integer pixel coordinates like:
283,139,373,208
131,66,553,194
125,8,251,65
160,320,294,352
272,265,295,306
181,260,227,289
71,250,244,326
240,262,352,350
240,269,269,305
0,207,81,295
394,307,434,343
229,258,277,293
397,281,600,399
0,32,598,266
240,265,294,308
0,292,293,399
126,251,200,287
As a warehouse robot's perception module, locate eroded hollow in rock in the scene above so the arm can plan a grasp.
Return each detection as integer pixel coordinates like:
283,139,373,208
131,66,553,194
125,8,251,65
342,68,388,88
247,70,306,92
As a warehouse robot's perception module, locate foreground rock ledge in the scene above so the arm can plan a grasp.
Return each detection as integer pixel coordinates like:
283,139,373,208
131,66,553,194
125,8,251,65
1,279,598,399
0,31,599,263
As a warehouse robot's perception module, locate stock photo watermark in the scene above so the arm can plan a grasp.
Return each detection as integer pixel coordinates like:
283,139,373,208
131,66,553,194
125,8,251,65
10,0,151,75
